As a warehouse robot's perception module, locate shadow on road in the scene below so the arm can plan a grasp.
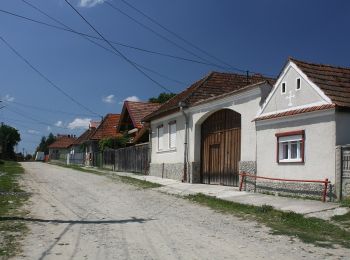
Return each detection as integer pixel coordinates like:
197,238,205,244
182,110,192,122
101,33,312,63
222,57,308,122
0,216,152,224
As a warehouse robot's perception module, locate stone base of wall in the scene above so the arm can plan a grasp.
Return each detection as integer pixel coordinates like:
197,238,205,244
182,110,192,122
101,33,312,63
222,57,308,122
239,161,256,192
149,163,183,181
188,162,201,183
255,180,334,201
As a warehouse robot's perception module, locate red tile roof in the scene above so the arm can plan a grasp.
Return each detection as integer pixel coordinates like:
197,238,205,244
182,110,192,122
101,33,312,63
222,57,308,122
143,71,275,121
254,104,336,121
72,127,96,145
118,101,161,130
48,135,77,149
90,114,121,140
291,58,350,107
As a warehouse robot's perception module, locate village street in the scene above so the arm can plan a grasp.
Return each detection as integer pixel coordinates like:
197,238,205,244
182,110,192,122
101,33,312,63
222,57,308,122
16,162,347,260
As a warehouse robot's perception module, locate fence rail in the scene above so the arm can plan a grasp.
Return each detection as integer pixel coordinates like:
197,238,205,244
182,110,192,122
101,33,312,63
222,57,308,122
239,173,330,202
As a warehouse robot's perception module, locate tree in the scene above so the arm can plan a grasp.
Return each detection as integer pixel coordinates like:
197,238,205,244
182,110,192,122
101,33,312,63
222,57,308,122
35,133,56,155
99,134,130,151
149,92,176,104
0,123,21,159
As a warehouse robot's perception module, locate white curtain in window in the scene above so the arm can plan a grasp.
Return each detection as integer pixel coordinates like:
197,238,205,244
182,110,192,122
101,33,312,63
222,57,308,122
169,122,176,148
157,126,163,150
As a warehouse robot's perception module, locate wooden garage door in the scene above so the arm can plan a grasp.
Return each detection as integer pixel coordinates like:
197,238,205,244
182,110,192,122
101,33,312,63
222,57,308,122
201,109,241,186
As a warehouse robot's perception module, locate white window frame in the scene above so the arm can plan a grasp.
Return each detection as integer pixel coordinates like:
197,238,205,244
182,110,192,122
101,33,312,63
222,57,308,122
296,78,301,91
168,121,176,149
276,131,305,163
157,125,164,151
281,82,286,94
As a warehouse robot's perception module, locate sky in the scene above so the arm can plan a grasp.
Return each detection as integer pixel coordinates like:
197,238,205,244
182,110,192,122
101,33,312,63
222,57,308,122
0,0,350,155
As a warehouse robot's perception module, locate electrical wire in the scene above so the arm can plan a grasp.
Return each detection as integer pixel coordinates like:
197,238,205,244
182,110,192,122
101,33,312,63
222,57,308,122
63,0,173,93
116,0,246,73
18,1,186,86
2,100,95,117
0,35,102,117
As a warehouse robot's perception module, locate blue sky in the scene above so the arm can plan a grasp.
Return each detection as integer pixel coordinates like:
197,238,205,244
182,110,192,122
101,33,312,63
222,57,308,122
0,0,349,154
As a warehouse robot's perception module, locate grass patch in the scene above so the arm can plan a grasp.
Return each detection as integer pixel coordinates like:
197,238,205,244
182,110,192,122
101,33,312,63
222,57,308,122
340,198,350,208
52,163,161,189
115,175,162,189
0,161,29,258
187,193,350,248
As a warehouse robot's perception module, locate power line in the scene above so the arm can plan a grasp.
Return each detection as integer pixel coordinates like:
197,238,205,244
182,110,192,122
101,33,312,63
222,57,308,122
0,8,230,71
0,35,102,117
116,0,246,72
4,106,71,130
104,1,222,67
3,100,95,117
18,1,186,86
63,0,173,93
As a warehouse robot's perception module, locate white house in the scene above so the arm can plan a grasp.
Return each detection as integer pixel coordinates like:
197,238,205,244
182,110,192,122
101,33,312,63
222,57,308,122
255,58,350,199
144,58,350,200
143,72,273,185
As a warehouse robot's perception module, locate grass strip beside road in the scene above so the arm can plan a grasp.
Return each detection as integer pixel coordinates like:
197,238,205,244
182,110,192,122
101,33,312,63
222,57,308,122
187,193,350,249
0,160,29,258
52,163,162,189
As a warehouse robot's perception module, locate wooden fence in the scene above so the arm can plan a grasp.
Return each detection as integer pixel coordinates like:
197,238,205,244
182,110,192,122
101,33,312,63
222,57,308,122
102,143,149,174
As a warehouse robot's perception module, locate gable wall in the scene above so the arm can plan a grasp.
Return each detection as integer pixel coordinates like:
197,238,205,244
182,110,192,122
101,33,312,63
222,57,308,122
263,65,328,115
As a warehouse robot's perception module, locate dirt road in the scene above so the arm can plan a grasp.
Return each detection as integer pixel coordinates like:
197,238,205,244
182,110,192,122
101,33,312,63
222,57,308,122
16,162,348,259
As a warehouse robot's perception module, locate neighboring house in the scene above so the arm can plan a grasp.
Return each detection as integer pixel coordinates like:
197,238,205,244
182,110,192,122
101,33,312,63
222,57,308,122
48,134,76,161
143,71,273,183
84,114,121,165
70,126,96,154
254,58,350,199
117,101,161,144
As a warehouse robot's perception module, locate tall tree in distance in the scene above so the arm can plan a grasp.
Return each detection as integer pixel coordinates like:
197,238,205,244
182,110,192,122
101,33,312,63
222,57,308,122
0,123,21,159
36,133,56,155
149,92,176,104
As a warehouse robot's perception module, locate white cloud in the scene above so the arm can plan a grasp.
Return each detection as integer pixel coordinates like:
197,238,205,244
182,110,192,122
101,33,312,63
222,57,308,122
119,95,140,104
78,0,104,8
47,126,52,131
4,94,14,102
102,94,115,104
55,121,63,127
67,118,91,130
28,129,40,135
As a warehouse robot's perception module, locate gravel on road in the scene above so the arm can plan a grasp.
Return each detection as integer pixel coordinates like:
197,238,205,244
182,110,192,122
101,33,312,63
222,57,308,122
15,162,349,259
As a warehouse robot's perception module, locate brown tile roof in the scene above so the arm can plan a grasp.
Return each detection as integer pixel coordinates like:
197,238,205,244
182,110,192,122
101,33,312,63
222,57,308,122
143,71,275,121
72,127,96,145
254,104,336,121
48,135,76,149
118,101,161,131
291,58,350,107
90,114,121,140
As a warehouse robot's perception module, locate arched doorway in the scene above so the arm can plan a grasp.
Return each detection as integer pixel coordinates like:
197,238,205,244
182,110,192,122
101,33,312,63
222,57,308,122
200,109,241,186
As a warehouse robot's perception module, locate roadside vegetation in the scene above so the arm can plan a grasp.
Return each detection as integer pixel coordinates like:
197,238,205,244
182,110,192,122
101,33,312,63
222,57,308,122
0,160,29,258
52,163,161,189
331,198,350,229
187,193,350,248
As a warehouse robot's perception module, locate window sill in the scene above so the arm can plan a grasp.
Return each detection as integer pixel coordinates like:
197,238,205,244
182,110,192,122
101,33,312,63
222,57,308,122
156,148,177,154
278,159,304,164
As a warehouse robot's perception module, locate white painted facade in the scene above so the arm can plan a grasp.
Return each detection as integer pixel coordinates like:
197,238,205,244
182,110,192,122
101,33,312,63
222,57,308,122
150,83,272,181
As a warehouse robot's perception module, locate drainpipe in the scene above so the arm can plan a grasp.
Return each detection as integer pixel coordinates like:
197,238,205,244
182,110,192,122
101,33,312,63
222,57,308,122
179,101,189,182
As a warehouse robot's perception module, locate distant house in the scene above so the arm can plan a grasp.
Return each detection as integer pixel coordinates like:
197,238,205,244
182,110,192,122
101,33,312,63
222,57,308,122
48,134,77,162
117,101,161,144
84,114,121,165
70,126,97,154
